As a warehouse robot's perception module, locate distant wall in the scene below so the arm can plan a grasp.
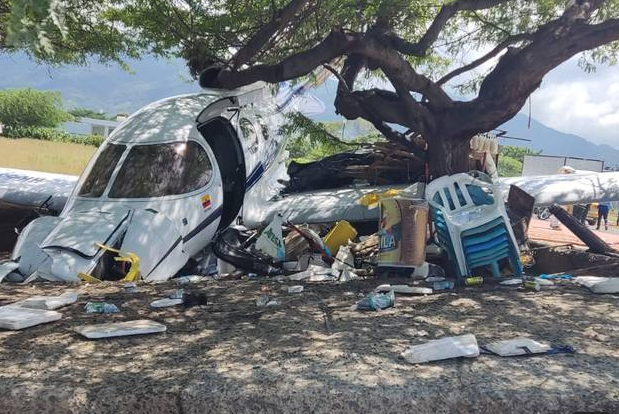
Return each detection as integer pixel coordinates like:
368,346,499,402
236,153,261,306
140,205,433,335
522,155,604,176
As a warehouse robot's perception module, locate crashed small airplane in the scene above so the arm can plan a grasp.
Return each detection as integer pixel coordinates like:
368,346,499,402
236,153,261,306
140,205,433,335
1,80,619,283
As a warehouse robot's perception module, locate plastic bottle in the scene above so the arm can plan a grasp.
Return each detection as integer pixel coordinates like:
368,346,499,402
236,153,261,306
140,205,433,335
84,302,120,314
433,280,455,291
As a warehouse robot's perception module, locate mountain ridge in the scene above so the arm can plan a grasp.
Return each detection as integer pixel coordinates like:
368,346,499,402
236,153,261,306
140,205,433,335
1,53,617,166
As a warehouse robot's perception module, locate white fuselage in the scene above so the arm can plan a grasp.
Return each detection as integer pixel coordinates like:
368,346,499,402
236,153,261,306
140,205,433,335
8,84,290,282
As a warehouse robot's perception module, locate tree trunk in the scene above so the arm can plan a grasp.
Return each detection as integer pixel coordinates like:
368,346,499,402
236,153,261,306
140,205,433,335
427,136,471,179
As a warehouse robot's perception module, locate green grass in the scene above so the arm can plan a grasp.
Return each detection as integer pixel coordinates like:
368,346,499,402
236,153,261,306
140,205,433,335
0,136,96,175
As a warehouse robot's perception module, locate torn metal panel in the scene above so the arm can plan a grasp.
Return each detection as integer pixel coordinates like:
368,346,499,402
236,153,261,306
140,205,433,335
41,208,131,257
499,172,619,206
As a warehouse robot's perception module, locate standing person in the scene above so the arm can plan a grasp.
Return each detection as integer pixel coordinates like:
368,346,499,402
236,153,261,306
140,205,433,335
597,201,610,230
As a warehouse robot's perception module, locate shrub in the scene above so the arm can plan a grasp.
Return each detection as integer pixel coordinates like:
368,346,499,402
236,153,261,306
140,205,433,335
2,125,104,146
0,88,72,128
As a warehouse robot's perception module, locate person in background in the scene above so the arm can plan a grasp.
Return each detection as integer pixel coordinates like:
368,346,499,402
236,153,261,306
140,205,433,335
597,201,610,230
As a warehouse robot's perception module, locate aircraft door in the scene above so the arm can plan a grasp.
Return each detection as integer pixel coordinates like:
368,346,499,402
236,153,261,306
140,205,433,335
175,139,224,257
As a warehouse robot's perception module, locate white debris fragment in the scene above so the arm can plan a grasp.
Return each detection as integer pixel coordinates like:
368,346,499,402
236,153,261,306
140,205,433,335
401,334,479,364
150,298,184,308
287,285,304,293
375,284,432,295
534,277,555,286
425,277,445,283
338,267,359,282
288,265,335,281
483,337,551,356
575,276,619,294
411,262,430,279
10,291,78,310
0,262,19,283
332,245,354,273
176,275,206,285
499,278,523,286
0,306,62,330
255,214,285,262
75,319,167,339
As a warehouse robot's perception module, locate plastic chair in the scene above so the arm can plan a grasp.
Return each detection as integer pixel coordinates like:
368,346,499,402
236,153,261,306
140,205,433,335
426,171,522,279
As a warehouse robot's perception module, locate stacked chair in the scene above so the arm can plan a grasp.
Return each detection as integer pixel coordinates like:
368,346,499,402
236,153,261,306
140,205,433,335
426,171,522,280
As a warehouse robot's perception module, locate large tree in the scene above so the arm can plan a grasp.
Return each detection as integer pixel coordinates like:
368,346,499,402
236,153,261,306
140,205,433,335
5,0,619,176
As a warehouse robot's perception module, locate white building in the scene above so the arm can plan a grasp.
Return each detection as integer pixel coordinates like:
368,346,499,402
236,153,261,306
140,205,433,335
79,117,122,137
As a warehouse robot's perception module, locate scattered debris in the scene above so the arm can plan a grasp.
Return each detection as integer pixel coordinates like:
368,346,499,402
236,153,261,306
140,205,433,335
534,277,555,286
538,274,574,280
256,295,271,307
75,319,167,339
575,276,619,294
287,265,335,282
354,290,395,311
338,267,359,282
176,275,206,285
84,302,120,314
332,245,354,272
401,334,479,364
0,306,62,330
351,233,378,260
378,197,428,268
506,184,535,246
482,337,551,356
464,276,484,286
150,298,183,308
499,278,523,286
523,280,541,291
213,227,281,276
410,329,429,337
425,276,445,283
375,284,432,295
323,220,357,255
124,282,138,293
284,228,311,261
432,280,455,291
0,262,19,283
10,291,78,310
182,292,208,307
287,285,304,294
169,289,184,299
255,214,285,262
548,204,615,255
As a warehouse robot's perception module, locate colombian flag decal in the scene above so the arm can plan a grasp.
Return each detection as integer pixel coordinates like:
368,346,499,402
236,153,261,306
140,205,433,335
201,194,211,209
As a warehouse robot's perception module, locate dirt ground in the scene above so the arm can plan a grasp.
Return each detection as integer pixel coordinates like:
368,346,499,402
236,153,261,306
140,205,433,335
0,274,618,414
1,205,619,413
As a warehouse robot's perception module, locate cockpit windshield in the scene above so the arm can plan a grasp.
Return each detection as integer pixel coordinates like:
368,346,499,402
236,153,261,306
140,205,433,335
108,141,212,198
78,143,126,197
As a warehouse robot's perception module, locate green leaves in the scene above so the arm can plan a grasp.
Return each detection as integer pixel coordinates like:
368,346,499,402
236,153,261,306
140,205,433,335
497,144,540,177
4,0,619,85
0,88,71,128
2,125,104,146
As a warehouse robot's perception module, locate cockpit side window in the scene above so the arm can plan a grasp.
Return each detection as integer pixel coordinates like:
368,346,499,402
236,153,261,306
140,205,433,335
108,141,212,198
78,143,126,197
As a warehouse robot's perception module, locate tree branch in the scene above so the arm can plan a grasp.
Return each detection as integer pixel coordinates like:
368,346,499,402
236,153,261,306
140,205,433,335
378,0,515,56
441,14,619,139
216,29,359,88
437,33,532,85
230,0,312,68
353,37,452,108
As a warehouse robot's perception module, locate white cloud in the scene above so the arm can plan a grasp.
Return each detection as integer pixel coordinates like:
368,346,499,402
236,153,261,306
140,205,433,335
526,57,619,146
